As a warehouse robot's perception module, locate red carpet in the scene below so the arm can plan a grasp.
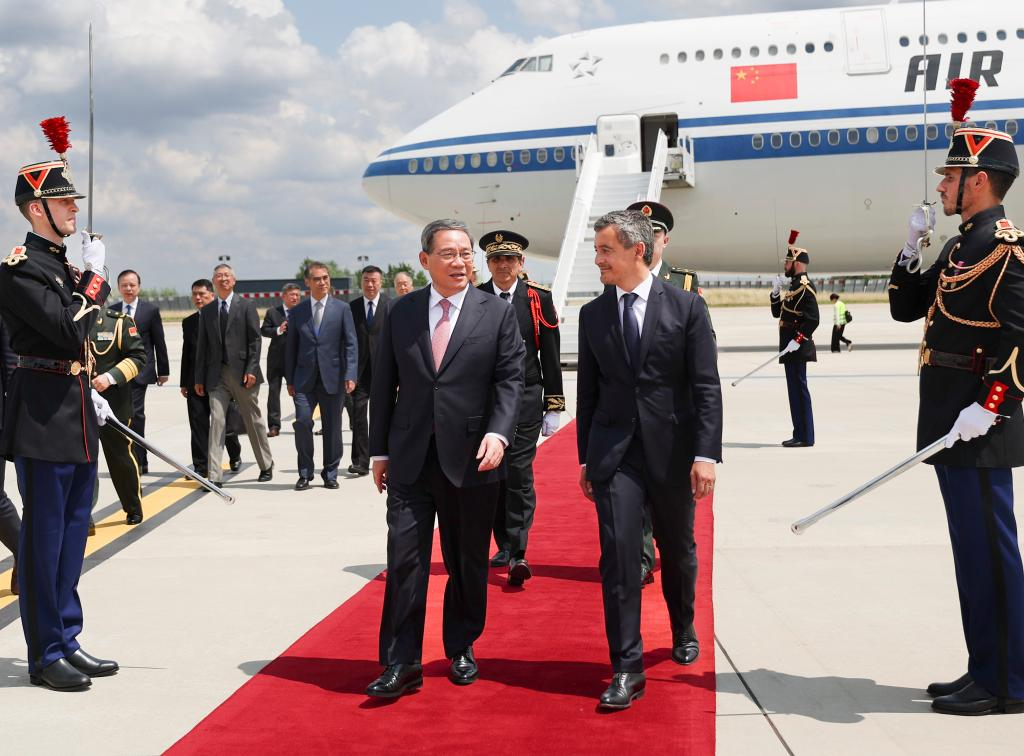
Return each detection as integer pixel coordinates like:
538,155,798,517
167,423,715,755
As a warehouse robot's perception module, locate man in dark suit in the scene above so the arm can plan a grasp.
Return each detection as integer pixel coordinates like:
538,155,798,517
346,265,391,476
364,219,524,699
478,232,563,587
110,270,169,473
285,263,357,490
261,283,302,437
0,317,21,594
578,209,722,710
194,264,274,484
181,279,241,477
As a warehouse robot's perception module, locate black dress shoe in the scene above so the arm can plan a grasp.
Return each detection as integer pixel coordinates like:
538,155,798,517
449,647,479,685
230,459,242,472
323,479,340,490
10,560,17,596
88,519,96,537
641,566,654,588
126,512,143,526
508,558,532,587
927,672,973,698
672,625,700,665
30,658,91,691
195,468,209,479
140,464,149,474
257,466,273,482
67,649,119,677
490,549,510,568
599,672,646,710
348,465,369,476
267,428,280,438
781,439,811,448
365,663,423,698
932,681,1024,715
295,478,310,491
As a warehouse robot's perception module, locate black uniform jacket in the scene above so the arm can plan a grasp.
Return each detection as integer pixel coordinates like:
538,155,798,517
0,232,110,463
194,294,264,389
109,299,168,384
0,318,15,434
577,276,722,485
770,273,819,363
260,304,288,381
350,295,392,384
890,204,1024,468
478,278,564,413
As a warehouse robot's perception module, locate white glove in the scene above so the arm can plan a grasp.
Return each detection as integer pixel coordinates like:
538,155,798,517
945,403,998,448
771,274,787,297
541,411,560,437
80,230,106,272
91,389,114,426
782,339,801,354
899,204,935,269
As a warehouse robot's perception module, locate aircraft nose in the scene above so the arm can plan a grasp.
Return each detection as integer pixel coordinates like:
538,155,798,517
362,157,391,211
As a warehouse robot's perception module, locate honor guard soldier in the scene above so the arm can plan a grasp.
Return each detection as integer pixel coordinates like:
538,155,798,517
0,118,119,691
770,232,818,447
889,81,1024,715
90,307,147,524
479,231,564,587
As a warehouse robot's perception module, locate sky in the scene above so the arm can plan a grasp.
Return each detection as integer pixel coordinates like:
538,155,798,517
0,0,871,292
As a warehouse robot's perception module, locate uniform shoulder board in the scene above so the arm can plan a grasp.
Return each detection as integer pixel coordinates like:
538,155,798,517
799,274,811,285
2,246,28,267
107,308,124,318
995,218,1023,244
669,266,695,275
526,280,551,292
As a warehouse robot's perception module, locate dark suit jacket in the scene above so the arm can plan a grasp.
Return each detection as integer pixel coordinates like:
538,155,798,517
284,296,358,395
110,299,169,383
194,294,264,390
370,286,525,488
350,295,391,384
180,311,200,394
577,276,723,485
260,305,289,381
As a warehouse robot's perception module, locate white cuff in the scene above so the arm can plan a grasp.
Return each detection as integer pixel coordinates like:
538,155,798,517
370,455,389,463
485,432,508,448
694,456,716,464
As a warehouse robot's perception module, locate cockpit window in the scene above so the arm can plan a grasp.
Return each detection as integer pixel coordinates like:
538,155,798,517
501,58,526,76
538,55,553,71
500,55,553,76
521,57,538,72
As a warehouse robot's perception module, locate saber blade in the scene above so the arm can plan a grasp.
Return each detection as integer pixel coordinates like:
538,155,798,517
790,434,950,535
88,22,94,235
106,415,235,504
731,348,788,387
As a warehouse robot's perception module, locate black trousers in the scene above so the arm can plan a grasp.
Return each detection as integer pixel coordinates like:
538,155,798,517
591,436,697,672
345,378,370,469
0,462,21,558
130,383,149,468
97,419,143,516
185,392,241,474
379,440,500,664
784,361,815,445
293,378,343,481
830,325,851,352
493,384,542,559
266,375,283,431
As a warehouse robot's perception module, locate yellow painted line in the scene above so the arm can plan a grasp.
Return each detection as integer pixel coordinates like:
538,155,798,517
0,465,227,609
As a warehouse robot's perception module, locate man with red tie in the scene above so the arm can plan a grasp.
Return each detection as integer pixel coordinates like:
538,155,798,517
365,219,524,698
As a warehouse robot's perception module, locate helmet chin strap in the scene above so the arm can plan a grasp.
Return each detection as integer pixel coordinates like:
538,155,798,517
955,169,969,216
41,198,71,239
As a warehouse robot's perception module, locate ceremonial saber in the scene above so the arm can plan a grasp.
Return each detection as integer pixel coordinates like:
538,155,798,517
731,348,788,387
790,434,950,535
105,416,236,504
87,23,95,237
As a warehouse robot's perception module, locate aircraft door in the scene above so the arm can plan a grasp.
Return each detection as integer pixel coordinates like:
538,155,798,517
843,8,891,75
597,114,642,174
640,113,679,172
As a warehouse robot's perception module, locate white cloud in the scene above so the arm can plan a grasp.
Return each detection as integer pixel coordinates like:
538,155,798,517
512,0,615,34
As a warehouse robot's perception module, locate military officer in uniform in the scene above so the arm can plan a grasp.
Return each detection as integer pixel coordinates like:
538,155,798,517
0,119,119,691
479,231,564,587
90,307,147,524
889,111,1024,715
770,233,818,447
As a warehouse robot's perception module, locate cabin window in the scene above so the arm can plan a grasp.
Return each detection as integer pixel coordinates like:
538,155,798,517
519,150,531,165
786,43,796,54
501,58,525,76
808,131,821,147
865,127,879,144
731,47,741,59
713,48,723,60
503,151,514,167
470,153,481,168
899,36,910,47
678,51,687,63
885,126,899,143
1005,120,1018,136
984,121,997,130
805,42,815,53
937,33,949,44
768,44,778,56
789,132,802,148
407,159,418,174
905,125,919,142
977,31,987,42
824,41,834,52
695,50,705,61
945,123,956,139
751,134,765,150
553,147,566,162
454,155,465,170
957,32,968,43
1017,29,1024,40
438,156,449,171
927,124,939,141
996,30,1007,41
749,46,760,57
538,55,553,71
847,128,860,145
770,133,783,149
536,148,548,164
486,152,498,167
659,53,669,64
827,129,840,146
919,35,929,45
422,157,433,173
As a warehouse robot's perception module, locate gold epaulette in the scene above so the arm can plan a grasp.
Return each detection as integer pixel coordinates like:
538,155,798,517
526,280,551,292
2,246,27,267
106,308,125,318
995,219,1023,244
545,395,566,412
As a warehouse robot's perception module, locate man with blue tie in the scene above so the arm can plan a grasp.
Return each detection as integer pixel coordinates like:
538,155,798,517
285,262,358,490
347,265,390,476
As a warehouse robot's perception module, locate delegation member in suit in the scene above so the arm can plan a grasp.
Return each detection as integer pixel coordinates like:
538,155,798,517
110,270,169,473
181,279,241,477
578,209,722,710
0,317,21,594
194,264,274,484
260,283,302,437
364,219,525,699
284,263,358,489
346,265,391,476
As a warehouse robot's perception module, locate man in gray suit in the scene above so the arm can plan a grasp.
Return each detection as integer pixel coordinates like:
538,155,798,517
194,264,274,484
285,262,358,490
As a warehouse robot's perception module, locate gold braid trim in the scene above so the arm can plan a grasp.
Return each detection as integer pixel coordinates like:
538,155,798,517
932,243,1017,329
113,357,139,382
989,347,1024,392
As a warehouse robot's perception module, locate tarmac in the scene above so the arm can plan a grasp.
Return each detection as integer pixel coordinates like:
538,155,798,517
0,302,1022,754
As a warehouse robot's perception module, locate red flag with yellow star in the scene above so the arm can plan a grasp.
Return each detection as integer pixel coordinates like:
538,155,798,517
730,63,797,103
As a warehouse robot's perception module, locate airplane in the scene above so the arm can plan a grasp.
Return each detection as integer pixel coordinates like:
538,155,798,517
362,0,1024,273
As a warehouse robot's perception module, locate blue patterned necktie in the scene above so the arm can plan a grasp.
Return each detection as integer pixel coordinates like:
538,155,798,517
621,292,640,369
367,300,375,327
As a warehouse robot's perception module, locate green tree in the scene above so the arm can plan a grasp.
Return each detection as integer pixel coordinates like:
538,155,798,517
294,258,353,280
383,263,427,288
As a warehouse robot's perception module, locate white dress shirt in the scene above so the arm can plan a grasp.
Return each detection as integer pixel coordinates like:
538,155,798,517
650,259,664,278
364,293,381,318
494,277,518,300
122,299,140,319
217,291,235,312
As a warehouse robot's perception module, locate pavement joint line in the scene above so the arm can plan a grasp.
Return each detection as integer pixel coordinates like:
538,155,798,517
715,632,795,756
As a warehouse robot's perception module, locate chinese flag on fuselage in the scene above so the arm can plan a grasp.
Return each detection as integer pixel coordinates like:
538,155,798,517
730,63,798,103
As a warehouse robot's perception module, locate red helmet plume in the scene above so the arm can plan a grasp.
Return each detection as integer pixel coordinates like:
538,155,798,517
949,78,979,124
39,116,72,157
788,229,800,246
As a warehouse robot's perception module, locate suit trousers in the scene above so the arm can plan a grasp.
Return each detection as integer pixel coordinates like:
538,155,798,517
293,377,343,481
591,436,698,673
935,465,1024,698
345,379,370,469
493,383,542,559
186,393,240,473
130,383,148,468
97,420,143,516
14,457,94,674
266,376,282,431
379,439,500,664
208,365,273,482
784,361,815,445
0,462,21,558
